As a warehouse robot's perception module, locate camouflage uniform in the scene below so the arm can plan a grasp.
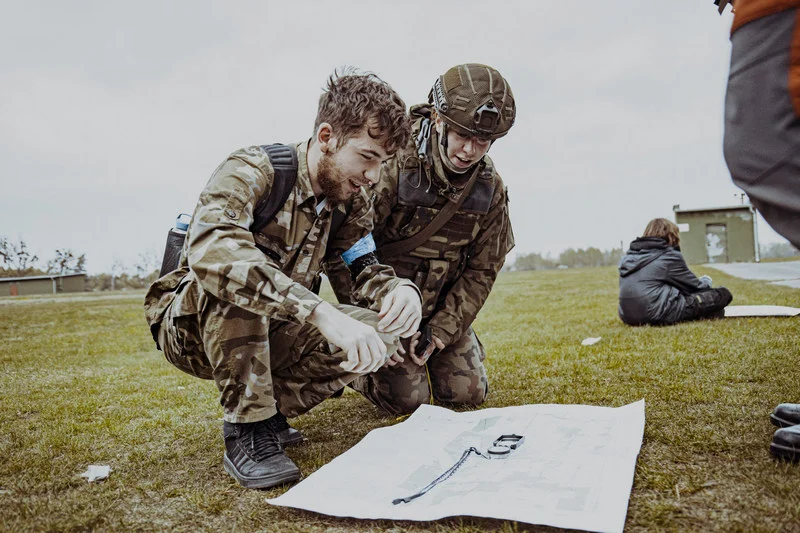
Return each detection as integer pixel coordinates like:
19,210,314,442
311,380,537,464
329,104,515,415
144,141,415,423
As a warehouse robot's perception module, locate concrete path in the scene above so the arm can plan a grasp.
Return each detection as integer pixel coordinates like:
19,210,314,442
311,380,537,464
705,260,800,289
0,291,144,305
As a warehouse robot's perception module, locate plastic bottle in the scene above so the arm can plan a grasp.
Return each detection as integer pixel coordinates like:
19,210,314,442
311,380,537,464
158,213,191,277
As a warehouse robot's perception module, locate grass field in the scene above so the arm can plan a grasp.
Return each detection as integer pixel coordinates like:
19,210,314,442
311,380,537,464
1,266,799,532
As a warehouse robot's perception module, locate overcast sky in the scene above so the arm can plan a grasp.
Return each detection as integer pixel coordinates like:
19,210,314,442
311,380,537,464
0,1,784,274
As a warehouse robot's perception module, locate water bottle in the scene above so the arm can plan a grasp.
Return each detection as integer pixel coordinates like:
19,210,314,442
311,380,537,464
159,213,191,277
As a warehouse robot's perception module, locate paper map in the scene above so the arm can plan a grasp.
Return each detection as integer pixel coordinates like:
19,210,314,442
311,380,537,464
268,401,645,533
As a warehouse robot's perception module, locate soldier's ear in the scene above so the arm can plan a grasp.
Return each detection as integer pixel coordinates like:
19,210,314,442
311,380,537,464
432,115,445,135
316,123,336,153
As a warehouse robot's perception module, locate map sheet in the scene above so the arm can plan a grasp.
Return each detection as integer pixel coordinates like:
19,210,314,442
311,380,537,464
725,305,800,317
267,400,645,533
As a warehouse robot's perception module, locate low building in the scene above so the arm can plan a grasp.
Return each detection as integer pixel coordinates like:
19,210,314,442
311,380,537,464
673,204,758,264
0,273,87,296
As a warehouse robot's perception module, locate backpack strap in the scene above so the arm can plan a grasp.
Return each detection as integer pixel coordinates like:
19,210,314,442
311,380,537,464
251,144,298,233
328,208,347,244
254,143,346,253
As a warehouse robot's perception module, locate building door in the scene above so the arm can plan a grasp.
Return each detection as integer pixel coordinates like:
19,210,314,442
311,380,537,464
705,224,728,263
10,283,18,296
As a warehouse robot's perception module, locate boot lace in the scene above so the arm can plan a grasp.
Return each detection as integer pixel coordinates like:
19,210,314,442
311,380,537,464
244,420,282,461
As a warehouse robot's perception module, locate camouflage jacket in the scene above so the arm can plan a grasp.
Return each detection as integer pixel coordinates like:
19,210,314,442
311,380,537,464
144,140,415,333
327,105,514,347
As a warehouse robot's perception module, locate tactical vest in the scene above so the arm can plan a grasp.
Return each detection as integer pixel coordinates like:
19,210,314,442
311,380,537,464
378,155,497,317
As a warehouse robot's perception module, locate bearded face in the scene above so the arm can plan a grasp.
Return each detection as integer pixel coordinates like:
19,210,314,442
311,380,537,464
311,122,393,202
316,151,358,202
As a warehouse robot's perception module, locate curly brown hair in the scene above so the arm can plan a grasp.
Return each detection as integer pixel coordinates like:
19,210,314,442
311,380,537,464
642,218,681,246
313,67,411,155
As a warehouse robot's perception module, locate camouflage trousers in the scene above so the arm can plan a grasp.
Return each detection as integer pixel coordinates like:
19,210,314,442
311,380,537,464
351,326,488,415
156,276,399,423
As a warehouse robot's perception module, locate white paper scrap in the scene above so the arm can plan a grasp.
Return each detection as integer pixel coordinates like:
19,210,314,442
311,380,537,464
724,305,800,317
80,465,111,482
267,401,645,533
581,337,602,346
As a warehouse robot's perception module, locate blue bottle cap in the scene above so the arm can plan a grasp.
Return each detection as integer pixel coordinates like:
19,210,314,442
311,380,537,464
176,213,191,231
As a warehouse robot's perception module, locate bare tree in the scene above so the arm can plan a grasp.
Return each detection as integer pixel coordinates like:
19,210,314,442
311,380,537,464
46,249,87,275
0,236,40,277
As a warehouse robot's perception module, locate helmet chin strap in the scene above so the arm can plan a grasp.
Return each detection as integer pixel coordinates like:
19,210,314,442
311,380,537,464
436,122,472,175
436,138,471,175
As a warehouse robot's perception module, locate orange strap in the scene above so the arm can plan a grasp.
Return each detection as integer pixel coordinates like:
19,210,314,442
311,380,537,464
731,0,800,116
731,0,800,33
790,10,800,115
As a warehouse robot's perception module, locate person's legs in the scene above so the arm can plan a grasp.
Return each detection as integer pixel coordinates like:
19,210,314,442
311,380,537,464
349,337,431,416
679,288,733,322
271,304,401,417
158,275,276,422
724,9,800,249
428,327,489,406
156,274,300,488
724,7,800,463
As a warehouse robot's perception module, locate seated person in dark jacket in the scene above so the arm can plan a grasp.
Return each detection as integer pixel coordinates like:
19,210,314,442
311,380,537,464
618,218,733,326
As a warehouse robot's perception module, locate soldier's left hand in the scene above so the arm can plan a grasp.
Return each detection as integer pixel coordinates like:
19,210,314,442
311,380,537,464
382,342,406,368
377,285,422,338
409,331,445,366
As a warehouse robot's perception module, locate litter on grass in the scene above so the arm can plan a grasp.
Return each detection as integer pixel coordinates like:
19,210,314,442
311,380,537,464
80,465,111,482
581,337,602,346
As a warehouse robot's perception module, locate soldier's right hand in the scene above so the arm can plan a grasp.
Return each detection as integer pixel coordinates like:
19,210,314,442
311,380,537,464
308,301,388,374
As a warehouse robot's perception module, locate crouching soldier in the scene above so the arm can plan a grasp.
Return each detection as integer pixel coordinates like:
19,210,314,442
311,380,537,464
327,64,516,415
144,70,422,489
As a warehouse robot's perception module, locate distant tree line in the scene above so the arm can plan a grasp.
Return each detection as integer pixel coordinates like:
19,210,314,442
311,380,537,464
0,235,160,291
86,251,161,291
760,242,799,259
0,236,85,278
4,233,797,288
509,247,624,271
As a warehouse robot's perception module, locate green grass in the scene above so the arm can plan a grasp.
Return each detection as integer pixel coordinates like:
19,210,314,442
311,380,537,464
758,256,800,263
1,268,799,532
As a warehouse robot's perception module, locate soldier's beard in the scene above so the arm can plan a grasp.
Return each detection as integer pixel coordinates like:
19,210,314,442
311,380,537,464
317,153,354,202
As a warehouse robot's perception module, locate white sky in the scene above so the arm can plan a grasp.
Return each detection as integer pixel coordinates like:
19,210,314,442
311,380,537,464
0,1,787,274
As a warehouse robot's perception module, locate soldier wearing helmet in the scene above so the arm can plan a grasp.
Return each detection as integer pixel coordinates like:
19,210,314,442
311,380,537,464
327,63,516,414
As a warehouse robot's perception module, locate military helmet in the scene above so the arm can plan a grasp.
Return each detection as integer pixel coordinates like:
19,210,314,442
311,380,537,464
429,63,516,140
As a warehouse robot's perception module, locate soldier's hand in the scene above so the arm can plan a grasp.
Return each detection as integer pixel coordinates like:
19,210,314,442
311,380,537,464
377,285,422,338
308,301,388,373
409,331,445,366
383,342,405,368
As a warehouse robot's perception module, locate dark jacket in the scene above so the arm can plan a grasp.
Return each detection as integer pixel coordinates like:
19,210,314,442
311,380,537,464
618,237,710,325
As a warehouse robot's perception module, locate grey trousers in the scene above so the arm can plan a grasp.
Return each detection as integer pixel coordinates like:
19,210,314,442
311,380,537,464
724,9,800,248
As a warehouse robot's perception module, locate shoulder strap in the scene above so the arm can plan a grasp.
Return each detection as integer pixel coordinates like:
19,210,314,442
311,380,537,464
328,208,347,249
251,144,298,233
378,163,482,259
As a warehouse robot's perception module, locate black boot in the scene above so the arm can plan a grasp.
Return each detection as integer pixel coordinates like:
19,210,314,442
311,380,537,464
770,424,800,462
771,403,800,428
223,414,301,489
272,412,304,447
